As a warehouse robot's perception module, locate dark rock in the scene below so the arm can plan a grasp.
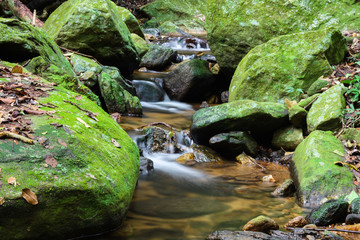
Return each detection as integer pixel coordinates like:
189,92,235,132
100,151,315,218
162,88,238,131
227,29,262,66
132,80,165,102
271,179,296,197
345,213,360,225
307,79,330,96
209,131,258,158
139,157,154,175
221,91,229,103
242,215,279,233
350,198,360,214
200,101,210,108
322,230,346,240
289,105,307,128
163,59,215,102
207,230,273,240
306,199,349,226
191,144,223,163
140,44,177,70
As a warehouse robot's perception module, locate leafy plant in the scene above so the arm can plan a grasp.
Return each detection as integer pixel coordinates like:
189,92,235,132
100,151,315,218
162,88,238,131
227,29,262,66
345,75,360,102
284,86,304,94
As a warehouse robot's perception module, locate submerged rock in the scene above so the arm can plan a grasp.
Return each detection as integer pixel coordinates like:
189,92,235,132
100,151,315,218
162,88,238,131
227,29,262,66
132,80,165,102
43,0,139,75
271,179,296,197
191,144,223,163
209,131,258,158
306,200,349,226
140,157,154,175
190,100,288,145
242,215,279,233
163,59,215,102
0,65,139,239
291,131,355,207
307,84,346,132
228,29,346,103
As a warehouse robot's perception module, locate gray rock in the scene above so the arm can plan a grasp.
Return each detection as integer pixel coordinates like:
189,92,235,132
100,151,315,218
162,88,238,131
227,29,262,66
271,179,296,197
132,80,165,102
207,230,273,240
345,214,360,225
140,44,177,70
139,157,154,175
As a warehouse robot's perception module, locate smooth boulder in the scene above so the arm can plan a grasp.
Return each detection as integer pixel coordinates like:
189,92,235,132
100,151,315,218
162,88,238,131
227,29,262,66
291,130,355,207
190,100,288,145
43,0,139,75
272,126,304,151
228,29,346,103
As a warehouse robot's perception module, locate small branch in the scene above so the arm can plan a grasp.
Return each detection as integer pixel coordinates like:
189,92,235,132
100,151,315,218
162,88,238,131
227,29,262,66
4,0,43,27
0,131,34,144
304,95,319,110
59,46,102,65
63,100,99,121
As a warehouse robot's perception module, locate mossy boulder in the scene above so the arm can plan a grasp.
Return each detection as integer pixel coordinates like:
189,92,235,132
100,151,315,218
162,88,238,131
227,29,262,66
70,54,103,88
0,69,139,239
163,59,215,102
43,0,139,75
141,0,207,32
307,79,331,96
306,200,349,226
140,44,177,71
307,84,346,133
190,100,289,145
242,215,279,233
209,131,258,158
131,33,150,58
228,29,346,103
99,66,142,116
272,126,304,151
291,130,355,207
289,105,307,128
206,0,360,77
115,6,144,38
340,128,360,143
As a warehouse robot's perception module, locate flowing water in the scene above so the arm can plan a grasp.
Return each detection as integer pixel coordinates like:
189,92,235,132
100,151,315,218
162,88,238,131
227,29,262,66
91,36,305,240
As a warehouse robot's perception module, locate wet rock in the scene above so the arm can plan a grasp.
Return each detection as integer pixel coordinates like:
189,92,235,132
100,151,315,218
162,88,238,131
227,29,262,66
228,29,346,103
242,215,279,233
297,94,321,109
345,214,360,225
140,44,177,70
209,131,258,158
163,59,215,102
221,91,229,103
191,144,223,163
70,54,102,88
322,231,345,240
207,230,273,240
307,85,346,132
284,216,307,228
43,0,140,75
99,67,142,116
200,101,210,108
176,153,196,166
350,198,360,214
289,105,307,128
139,157,154,175
190,100,288,145
271,179,296,197
307,79,330,96
272,126,304,151
132,80,165,102
306,199,349,226
131,33,150,58
291,130,354,207
235,153,258,167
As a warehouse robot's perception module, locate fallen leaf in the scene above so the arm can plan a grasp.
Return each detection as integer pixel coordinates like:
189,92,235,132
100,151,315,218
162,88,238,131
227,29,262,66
77,117,90,128
284,98,297,109
11,65,23,74
333,149,345,157
0,98,15,104
112,138,121,148
75,95,82,101
0,197,5,205
86,173,97,180
58,139,67,148
22,188,38,205
45,156,57,168
262,175,276,182
7,177,16,186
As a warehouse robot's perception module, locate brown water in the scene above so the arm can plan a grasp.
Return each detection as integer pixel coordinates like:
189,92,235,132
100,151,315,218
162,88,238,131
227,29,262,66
92,103,305,240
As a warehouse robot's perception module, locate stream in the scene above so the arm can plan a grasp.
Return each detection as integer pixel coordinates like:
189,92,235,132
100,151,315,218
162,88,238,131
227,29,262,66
92,35,305,240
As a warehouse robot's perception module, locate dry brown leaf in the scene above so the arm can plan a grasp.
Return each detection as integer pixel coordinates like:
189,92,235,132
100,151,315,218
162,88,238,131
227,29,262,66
11,65,23,74
22,188,38,205
262,175,276,182
284,98,297,109
111,138,121,148
0,98,15,104
75,95,82,101
77,117,90,128
7,177,16,186
0,197,5,205
58,139,67,148
45,156,57,168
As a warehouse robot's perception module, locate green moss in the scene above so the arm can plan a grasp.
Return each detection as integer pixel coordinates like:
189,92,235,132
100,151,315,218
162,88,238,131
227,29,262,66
272,126,304,150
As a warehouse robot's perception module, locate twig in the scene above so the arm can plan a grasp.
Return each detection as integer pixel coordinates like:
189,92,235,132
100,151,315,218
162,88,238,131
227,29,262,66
286,226,360,234
63,100,99,121
0,131,34,144
59,46,102,65
39,102,58,109
304,95,319,110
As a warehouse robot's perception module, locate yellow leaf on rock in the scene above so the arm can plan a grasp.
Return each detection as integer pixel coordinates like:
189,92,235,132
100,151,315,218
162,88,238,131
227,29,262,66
22,188,38,205
77,117,90,128
111,138,121,148
11,65,23,74
284,98,297,109
7,177,16,186
0,197,5,205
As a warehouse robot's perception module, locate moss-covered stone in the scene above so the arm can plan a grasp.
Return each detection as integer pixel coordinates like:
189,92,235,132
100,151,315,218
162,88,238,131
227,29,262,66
306,200,349,226
308,79,331,96
115,6,144,38
228,29,346,103
0,67,139,239
298,93,321,109
272,126,304,151
307,84,346,132
70,54,103,88
190,100,288,145
242,215,279,233
350,198,360,214
340,128,360,143
131,33,150,58
206,0,360,77
43,0,139,75
140,44,177,70
291,130,355,207
289,105,307,128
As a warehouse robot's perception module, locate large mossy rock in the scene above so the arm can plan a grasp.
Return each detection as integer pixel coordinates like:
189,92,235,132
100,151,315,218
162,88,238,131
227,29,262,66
43,0,140,75
307,84,346,132
0,67,139,239
228,29,346,103
306,200,349,226
291,130,355,207
206,0,360,77
141,0,207,32
116,6,144,38
190,100,288,145
70,54,103,88
163,59,215,102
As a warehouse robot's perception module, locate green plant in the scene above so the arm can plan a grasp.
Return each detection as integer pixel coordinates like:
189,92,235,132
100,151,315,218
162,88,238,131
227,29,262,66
284,86,304,94
342,103,360,128
344,75,360,102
